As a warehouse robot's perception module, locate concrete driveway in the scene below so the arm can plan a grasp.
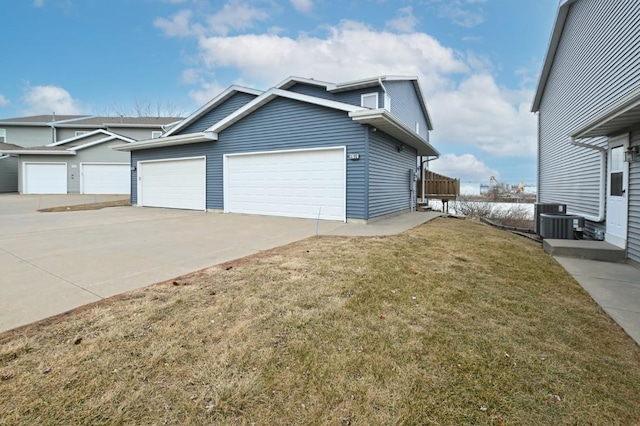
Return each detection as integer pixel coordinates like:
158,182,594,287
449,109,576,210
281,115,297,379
0,194,353,332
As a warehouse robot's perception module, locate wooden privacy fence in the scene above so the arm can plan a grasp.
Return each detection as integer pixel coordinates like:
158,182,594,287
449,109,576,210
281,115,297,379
418,171,460,200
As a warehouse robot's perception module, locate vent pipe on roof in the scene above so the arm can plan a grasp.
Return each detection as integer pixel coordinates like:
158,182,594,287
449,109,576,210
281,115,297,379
568,136,605,222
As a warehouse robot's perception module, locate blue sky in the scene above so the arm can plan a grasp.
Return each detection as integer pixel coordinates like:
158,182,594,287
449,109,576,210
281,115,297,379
0,0,559,190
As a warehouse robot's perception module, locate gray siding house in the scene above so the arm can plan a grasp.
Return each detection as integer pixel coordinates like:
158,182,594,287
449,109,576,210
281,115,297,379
0,130,135,194
115,76,439,222
532,0,640,264
0,115,182,193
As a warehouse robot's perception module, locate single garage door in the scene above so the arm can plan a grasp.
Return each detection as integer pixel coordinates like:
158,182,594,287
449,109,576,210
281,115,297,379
24,163,67,194
82,163,131,194
139,157,206,211
225,147,346,221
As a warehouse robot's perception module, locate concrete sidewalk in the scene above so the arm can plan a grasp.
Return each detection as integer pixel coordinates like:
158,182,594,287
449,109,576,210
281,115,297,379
555,257,640,345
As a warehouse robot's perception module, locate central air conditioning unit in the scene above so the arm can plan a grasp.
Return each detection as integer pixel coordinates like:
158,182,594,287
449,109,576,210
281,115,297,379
539,213,584,239
534,203,567,234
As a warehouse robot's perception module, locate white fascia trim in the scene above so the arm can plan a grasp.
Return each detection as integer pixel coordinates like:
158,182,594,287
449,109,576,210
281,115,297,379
275,76,335,90
47,129,112,146
411,79,434,130
48,115,94,125
71,136,125,151
1,150,76,155
531,0,579,112
0,155,9,160
206,88,363,134
330,75,416,93
571,87,640,138
106,123,173,129
348,109,440,156
164,86,263,137
112,131,216,151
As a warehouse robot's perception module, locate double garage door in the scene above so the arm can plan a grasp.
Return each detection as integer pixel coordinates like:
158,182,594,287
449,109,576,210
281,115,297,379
138,148,345,221
23,163,130,194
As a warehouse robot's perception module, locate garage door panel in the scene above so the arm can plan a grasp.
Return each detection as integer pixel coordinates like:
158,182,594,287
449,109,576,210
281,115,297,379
82,164,130,194
25,163,67,194
140,158,205,211
226,148,345,221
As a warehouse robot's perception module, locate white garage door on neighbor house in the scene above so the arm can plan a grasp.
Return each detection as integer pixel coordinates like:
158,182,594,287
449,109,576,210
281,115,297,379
137,157,206,211
224,147,346,221
81,163,131,194
23,163,67,194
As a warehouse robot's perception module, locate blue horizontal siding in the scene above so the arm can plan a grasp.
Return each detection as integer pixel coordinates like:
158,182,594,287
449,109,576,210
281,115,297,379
287,83,384,109
368,129,417,218
178,92,257,134
384,80,430,140
131,97,367,219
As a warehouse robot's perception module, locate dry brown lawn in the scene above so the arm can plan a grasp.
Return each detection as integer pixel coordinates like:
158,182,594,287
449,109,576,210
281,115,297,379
1,217,639,425
38,199,131,212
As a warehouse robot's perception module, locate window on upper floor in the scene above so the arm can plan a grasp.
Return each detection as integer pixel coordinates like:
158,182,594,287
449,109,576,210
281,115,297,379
0,129,5,143
415,122,420,135
361,93,378,109
151,131,162,139
384,93,391,111
75,131,88,137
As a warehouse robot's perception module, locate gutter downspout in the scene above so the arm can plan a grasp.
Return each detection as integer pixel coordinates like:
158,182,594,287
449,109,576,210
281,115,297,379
569,136,605,222
378,77,389,110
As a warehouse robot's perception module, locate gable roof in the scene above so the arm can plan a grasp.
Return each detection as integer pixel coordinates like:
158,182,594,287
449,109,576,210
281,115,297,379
531,0,579,112
276,75,434,130
163,85,263,137
0,115,90,126
115,86,439,156
0,130,135,155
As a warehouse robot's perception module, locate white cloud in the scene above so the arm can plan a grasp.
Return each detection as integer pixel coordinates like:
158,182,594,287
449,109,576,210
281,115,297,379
438,0,485,28
196,20,468,93
385,6,419,33
33,0,44,7
205,0,269,36
290,0,313,13
154,9,194,37
21,85,82,115
429,153,498,183
429,74,536,157
0,95,9,107
188,81,226,105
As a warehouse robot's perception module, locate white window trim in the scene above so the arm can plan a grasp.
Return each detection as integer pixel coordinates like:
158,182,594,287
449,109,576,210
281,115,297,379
0,128,6,143
151,131,162,139
75,131,89,137
361,93,378,109
384,93,391,111
415,122,420,134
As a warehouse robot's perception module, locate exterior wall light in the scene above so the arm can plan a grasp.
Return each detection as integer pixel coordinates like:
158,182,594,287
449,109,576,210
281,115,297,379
625,145,639,162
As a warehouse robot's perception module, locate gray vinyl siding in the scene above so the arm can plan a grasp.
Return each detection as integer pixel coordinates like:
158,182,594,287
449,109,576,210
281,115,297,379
177,92,257,135
537,0,640,221
132,97,367,218
0,156,18,192
384,81,429,140
368,130,417,218
57,128,98,141
17,141,130,193
106,128,163,141
629,130,640,263
1,126,52,147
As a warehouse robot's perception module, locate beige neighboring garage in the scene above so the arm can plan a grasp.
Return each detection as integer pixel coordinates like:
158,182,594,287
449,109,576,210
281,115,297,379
137,157,206,211
224,147,346,221
81,163,131,194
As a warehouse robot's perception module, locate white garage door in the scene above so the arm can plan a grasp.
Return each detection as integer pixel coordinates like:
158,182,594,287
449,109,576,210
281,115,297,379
139,157,206,211
24,163,67,194
82,163,131,194
225,147,346,221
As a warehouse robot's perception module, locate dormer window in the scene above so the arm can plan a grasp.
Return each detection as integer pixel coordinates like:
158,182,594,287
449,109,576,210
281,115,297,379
361,93,378,109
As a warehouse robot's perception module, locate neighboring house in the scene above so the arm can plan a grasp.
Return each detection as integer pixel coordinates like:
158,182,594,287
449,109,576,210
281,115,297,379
115,76,439,222
532,0,640,264
0,130,136,194
0,114,182,193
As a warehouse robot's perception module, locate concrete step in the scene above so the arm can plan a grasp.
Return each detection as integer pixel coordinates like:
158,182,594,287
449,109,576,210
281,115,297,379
543,239,626,263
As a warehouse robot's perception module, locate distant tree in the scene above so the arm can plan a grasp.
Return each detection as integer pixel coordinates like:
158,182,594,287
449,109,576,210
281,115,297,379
99,100,189,118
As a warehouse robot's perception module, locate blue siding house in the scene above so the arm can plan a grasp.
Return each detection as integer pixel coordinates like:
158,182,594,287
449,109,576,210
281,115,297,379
115,76,439,222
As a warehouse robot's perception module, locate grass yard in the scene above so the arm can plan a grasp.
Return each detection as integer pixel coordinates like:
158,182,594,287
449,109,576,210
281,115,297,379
1,217,639,425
